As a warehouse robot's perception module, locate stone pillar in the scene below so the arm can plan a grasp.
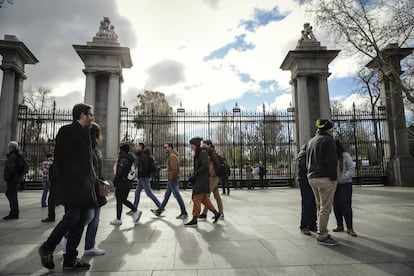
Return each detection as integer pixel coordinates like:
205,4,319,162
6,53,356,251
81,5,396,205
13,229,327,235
280,24,339,150
84,71,96,106
73,17,132,180
367,44,414,186
0,35,38,192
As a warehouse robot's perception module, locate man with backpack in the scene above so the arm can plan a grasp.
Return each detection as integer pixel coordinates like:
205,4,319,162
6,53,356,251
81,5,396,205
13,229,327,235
132,143,161,216
3,141,26,220
199,140,224,220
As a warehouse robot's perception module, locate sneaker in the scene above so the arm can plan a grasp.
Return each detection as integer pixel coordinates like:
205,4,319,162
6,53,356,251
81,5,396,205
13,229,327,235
84,247,106,256
63,258,91,271
347,228,357,237
198,214,207,220
126,210,135,216
38,244,55,269
3,215,18,220
151,209,161,217
317,235,339,246
60,237,67,253
333,225,344,232
41,217,55,223
110,219,122,226
213,212,222,223
176,213,188,219
132,210,142,223
184,219,198,228
309,226,318,232
301,228,311,235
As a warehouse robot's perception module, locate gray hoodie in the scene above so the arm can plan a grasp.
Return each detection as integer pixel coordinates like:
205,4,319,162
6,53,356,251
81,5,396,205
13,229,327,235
337,152,355,184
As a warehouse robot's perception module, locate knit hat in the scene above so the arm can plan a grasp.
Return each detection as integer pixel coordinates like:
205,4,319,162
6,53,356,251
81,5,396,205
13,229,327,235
120,142,130,152
189,137,203,147
316,119,334,132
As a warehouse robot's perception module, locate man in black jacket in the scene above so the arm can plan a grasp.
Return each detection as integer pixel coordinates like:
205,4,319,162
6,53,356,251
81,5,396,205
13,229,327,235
306,119,338,246
39,103,97,271
297,144,317,235
3,141,25,220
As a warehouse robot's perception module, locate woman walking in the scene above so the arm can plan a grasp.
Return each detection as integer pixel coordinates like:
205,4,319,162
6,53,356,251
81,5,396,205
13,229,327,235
333,140,357,237
110,143,141,226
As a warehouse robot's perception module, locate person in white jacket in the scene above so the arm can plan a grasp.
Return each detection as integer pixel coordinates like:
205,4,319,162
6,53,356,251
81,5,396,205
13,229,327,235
333,140,357,237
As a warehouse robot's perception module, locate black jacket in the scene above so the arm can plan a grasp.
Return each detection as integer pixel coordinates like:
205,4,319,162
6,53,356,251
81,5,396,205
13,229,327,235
3,149,24,183
191,147,210,195
306,130,338,181
93,148,107,207
54,121,98,209
297,144,309,184
113,152,135,189
137,148,152,178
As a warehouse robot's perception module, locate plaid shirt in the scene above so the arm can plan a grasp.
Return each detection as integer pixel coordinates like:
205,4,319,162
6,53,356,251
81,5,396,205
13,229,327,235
42,158,53,180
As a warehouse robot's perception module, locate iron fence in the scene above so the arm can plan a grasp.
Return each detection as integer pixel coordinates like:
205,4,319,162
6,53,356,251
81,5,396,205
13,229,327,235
17,103,388,187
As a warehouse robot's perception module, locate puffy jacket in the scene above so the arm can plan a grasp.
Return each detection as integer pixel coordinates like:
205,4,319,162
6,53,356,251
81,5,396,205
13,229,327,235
337,152,355,184
297,144,308,181
191,147,210,195
137,148,152,178
113,152,135,189
306,130,338,181
167,150,181,181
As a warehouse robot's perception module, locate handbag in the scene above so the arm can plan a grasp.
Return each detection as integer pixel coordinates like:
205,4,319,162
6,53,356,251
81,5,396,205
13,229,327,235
98,179,110,197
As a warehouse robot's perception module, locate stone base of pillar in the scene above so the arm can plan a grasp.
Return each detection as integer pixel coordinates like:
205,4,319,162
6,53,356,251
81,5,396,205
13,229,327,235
386,156,414,187
0,159,6,192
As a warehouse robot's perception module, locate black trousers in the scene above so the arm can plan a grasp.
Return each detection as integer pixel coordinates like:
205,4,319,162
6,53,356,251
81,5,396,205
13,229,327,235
299,178,317,230
334,182,353,229
115,187,136,219
43,207,89,263
47,187,57,219
221,177,230,194
5,180,19,217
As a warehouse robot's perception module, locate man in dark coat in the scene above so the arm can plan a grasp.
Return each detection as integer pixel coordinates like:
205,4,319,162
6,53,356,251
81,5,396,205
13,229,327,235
184,137,221,227
3,141,25,219
39,103,97,271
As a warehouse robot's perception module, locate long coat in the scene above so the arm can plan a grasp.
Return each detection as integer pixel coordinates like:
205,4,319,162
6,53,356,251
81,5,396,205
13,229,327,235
191,147,210,195
54,121,97,209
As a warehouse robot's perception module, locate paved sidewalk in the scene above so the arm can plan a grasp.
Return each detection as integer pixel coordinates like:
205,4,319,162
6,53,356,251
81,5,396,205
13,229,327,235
0,186,413,275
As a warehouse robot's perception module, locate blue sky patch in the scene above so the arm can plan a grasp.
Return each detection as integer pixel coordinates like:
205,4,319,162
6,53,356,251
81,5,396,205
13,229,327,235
239,6,288,32
204,34,255,61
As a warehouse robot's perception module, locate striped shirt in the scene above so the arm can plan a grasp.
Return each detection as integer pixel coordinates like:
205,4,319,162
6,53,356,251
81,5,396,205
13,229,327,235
42,159,53,179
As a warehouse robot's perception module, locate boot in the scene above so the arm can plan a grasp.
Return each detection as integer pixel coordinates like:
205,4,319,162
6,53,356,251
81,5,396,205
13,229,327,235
184,217,198,227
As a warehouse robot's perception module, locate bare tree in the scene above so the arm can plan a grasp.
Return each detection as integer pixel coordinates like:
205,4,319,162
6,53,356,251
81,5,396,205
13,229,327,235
23,86,54,112
309,0,414,102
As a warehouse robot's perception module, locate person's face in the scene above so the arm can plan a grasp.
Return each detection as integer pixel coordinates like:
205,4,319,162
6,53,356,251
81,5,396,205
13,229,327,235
164,144,171,154
190,144,196,151
136,144,143,152
79,108,94,128
259,161,263,166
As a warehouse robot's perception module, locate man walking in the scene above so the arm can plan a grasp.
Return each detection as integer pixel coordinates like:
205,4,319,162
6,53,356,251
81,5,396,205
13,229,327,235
133,143,161,215
3,141,25,220
306,119,338,246
38,103,98,271
199,140,224,220
151,143,188,219
41,153,54,208
185,137,221,227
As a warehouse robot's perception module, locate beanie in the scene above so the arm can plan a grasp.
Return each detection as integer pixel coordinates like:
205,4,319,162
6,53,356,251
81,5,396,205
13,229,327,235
189,137,203,147
316,119,334,132
120,142,130,152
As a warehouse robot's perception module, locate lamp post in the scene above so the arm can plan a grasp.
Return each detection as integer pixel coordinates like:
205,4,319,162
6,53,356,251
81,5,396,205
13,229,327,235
177,103,186,184
287,104,295,181
233,102,241,185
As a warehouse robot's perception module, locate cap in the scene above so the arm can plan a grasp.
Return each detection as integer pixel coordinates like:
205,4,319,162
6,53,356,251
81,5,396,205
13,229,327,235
189,137,203,146
316,119,334,132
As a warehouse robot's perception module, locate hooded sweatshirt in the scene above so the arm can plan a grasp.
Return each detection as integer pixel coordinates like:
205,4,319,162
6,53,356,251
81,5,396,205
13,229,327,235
167,149,181,181
137,148,153,178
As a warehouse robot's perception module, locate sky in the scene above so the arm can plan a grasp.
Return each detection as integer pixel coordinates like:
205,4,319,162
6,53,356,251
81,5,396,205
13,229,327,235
0,0,388,113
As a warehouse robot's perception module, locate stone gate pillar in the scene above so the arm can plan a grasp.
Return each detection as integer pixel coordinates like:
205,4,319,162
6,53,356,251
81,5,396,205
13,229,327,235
73,17,132,179
280,23,339,149
0,35,38,192
367,43,414,186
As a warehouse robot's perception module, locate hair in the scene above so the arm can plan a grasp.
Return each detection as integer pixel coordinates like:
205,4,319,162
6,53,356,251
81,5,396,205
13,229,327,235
138,142,145,149
203,139,213,146
46,152,53,158
336,140,345,176
9,141,18,150
90,122,103,142
165,142,173,149
72,103,92,121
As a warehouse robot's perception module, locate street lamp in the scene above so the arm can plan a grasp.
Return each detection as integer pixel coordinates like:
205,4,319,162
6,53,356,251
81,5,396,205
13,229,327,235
177,102,186,185
233,102,241,185
287,103,295,181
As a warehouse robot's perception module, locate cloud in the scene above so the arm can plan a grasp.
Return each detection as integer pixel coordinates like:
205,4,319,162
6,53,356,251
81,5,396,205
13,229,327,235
145,59,186,89
239,6,289,32
204,34,255,61
203,0,220,9
260,92,292,111
53,91,83,109
0,0,137,91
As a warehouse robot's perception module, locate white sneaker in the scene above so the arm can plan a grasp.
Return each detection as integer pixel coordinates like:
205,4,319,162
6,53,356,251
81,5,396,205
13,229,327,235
60,237,67,253
84,247,106,256
132,210,142,223
110,219,122,226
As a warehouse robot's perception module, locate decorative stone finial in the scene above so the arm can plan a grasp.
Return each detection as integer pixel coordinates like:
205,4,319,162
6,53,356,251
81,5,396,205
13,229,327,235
296,23,325,50
88,17,120,46
300,23,317,42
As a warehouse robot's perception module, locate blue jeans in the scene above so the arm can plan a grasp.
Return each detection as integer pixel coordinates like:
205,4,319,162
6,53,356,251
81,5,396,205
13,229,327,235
159,180,187,214
333,182,353,229
134,177,161,209
41,179,50,206
43,207,90,262
85,208,100,250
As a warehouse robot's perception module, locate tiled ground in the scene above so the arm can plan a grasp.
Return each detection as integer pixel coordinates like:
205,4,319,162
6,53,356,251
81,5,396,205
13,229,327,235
0,186,413,275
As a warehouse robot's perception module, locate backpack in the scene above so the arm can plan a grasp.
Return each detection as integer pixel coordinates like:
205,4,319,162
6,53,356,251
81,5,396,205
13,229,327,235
127,163,136,181
149,155,157,175
18,154,30,175
217,155,230,177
